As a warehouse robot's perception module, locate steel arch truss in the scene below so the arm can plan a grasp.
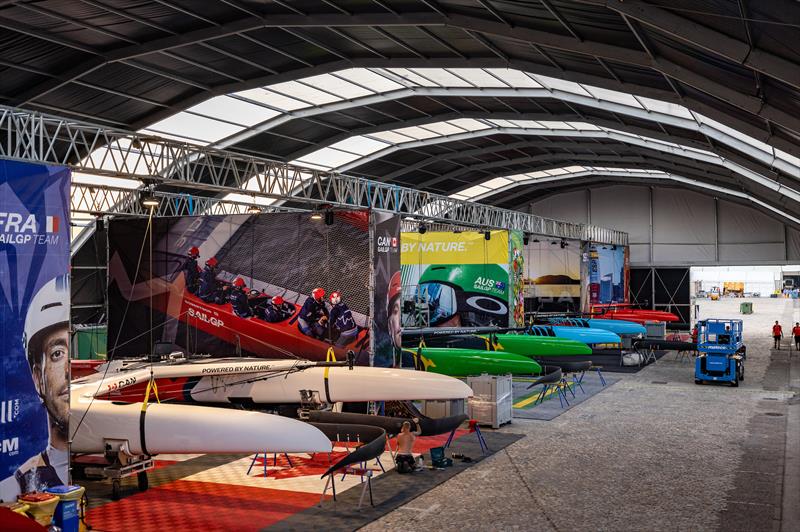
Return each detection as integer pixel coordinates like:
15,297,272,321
0,105,627,245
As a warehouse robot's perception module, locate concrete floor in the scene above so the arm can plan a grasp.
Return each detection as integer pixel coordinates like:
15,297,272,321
363,298,800,532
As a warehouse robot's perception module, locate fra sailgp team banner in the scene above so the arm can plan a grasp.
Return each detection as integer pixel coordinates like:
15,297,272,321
0,159,71,502
400,231,512,330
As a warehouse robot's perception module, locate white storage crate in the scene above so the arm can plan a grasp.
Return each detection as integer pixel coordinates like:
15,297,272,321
466,373,513,428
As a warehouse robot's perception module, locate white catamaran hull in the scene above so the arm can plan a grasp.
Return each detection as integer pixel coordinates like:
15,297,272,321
188,365,473,403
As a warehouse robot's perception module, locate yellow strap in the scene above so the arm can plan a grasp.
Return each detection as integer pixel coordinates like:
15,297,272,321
141,376,161,412
326,346,337,362
418,338,426,348
324,346,337,379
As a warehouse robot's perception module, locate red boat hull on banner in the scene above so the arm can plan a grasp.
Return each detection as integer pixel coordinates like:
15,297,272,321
174,291,369,361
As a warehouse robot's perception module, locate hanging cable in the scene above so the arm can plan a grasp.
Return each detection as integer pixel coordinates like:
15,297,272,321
71,209,154,440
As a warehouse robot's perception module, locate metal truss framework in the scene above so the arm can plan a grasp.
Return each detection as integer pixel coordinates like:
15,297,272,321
477,169,800,228
0,106,627,245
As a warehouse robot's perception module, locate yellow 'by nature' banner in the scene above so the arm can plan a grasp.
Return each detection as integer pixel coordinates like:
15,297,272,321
401,231,508,265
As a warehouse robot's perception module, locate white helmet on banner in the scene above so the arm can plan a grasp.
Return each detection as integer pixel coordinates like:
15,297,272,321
24,275,70,366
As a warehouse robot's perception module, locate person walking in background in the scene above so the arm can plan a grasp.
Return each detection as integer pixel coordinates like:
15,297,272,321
792,322,800,350
772,320,783,349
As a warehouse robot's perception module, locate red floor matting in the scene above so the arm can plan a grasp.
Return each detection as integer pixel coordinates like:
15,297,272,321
86,480,322,532
85,431,469,531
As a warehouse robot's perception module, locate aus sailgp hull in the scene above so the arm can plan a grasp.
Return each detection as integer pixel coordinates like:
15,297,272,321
491,334,592,357
404,347,543,377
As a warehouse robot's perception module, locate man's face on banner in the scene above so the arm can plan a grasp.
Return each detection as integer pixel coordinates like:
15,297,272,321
33,325,70,436
388,296,402,348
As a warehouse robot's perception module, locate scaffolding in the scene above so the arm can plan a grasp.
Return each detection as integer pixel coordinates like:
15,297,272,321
1,105,627,245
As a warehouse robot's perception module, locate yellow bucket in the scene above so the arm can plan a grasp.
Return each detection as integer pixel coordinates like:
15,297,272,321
18,493,60,525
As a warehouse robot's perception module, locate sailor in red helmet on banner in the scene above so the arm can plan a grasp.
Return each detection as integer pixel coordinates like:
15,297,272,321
261,295,294,323
182,246,201,294
198,256,224,304
297,288,329,340
229,277,252,318
329,291,358,346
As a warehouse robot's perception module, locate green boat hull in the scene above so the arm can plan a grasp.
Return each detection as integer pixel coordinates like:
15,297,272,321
404,347,543,377
489,334,592,357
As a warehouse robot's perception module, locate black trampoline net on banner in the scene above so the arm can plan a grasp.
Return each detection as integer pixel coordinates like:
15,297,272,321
215,212,370,315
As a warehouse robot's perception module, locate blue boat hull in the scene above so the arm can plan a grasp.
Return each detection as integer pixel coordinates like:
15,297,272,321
546,317,646,336
551,326,621,345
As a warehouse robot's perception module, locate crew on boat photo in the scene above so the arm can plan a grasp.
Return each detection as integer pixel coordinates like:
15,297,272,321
183,246,201,294
297,288,330,340
229,277,253,318
198,257,226,304
329,291,358,346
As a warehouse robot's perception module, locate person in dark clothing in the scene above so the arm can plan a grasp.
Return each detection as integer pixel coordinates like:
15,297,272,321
329,291,358,346
183,246,201,293
261,295,294,323
229,277,252,318
198,257,225,304
298,288,328,339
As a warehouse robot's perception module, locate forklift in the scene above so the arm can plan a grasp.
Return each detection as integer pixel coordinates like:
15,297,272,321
694,319,746,387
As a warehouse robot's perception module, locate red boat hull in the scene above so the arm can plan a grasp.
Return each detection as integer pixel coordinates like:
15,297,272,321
176,292,368,361
591,305,679,324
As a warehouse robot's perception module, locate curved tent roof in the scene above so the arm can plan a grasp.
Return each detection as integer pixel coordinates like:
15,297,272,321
1,0,799,225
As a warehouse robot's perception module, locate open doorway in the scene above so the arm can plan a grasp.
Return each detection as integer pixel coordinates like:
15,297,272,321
690,265,800,324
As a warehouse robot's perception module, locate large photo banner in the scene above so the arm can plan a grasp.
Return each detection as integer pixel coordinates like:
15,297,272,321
0,160,70,502
371,213,401,368
400,230,511,328
107,211,372,362
523,239,581,313
585,243,629,307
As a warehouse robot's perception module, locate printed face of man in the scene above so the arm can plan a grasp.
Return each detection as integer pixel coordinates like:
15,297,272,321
388,297,402,348
33,325,70,440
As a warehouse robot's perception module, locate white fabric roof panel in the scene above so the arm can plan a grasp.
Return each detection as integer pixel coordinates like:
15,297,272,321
652,189,716,245
590,186,651,244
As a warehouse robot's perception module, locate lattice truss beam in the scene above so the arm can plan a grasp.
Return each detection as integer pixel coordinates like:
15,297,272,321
0,106,627,245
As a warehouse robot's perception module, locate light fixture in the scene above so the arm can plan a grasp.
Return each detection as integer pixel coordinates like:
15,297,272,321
247,194,261,214
533,238,540,243
523,234,529,246
324,209,334,226
140,191,159,209
560,240,568,249
418,223,427,234
310,211,323,220
484,230,491,241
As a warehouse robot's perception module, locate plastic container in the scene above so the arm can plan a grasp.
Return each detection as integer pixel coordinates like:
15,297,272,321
46,485,85,532
739,302,753,314
18,492,60,525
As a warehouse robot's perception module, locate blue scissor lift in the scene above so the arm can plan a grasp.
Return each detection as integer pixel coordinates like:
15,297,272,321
695,319,746,387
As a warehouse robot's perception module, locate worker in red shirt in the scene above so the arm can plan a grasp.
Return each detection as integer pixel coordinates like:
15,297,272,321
792,322,800,350
772,321,783,349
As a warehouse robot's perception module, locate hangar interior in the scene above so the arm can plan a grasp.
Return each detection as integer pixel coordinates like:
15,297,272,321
0,1,798,531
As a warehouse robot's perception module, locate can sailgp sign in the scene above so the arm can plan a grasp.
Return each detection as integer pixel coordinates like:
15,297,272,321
0,212,61,244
